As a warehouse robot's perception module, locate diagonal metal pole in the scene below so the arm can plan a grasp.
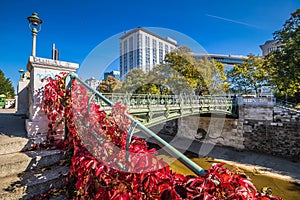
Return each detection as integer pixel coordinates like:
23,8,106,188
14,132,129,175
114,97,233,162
66,73,206,176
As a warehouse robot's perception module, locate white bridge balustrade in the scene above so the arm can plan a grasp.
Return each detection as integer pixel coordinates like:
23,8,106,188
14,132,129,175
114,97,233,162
239,96,276,106
25,56,79,143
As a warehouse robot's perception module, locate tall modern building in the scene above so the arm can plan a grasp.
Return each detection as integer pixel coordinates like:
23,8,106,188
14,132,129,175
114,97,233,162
85,77,100,90
120,27,178,79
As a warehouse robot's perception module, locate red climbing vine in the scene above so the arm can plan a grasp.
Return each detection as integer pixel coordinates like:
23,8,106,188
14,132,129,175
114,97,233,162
42,73,283,200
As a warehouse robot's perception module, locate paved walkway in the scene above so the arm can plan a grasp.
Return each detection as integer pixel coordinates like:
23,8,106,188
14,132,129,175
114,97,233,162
0,109,26,137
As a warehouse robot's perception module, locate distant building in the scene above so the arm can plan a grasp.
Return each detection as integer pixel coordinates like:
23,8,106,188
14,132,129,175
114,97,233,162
120,27,178,79
260,40,281,56
104,70,120,80
190,53,247,69
85,77,100,90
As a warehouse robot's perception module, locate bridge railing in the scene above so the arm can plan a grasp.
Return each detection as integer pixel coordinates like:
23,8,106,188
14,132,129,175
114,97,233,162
97,93,238,116
65,73,206,176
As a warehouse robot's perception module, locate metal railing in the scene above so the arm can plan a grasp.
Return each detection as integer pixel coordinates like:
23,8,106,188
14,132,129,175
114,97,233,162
65,73,206,176
97,93,238,117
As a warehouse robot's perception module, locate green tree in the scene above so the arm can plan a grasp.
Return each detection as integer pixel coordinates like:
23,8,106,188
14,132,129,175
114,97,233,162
0,70,15,98
118,68,148,93
264,8,300,98
196,58,228,95
98,75,121,93
149,63,194,95
227,54,267,94
165,46,201,90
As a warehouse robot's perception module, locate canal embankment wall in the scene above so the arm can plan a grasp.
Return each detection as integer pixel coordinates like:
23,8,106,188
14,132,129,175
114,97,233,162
161,102,300,160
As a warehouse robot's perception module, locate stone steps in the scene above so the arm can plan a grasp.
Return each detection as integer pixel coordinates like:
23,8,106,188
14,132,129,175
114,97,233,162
0,165,69,200
0,133,70,199
0,149,66,178
0,134,31,155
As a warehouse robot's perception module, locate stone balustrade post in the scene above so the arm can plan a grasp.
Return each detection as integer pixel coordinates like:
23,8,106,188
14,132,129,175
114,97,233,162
25,56,79,144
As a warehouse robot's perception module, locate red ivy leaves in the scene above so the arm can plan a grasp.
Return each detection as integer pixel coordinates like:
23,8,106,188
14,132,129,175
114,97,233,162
42,74,283,200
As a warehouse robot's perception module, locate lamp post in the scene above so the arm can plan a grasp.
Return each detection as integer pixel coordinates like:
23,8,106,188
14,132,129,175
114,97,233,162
27,13,43,57
18,69,25,80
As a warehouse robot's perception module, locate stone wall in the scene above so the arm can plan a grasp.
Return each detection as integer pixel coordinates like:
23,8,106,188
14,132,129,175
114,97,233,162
242,106,300,160
196,116,244,149
243,120,300,160
161,115,244,150
160,103,300,160
274,106,300,123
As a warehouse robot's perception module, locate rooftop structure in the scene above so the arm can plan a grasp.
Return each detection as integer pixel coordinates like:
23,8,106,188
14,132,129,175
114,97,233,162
259,40,282,56
104,70,120,80
190,52,247,68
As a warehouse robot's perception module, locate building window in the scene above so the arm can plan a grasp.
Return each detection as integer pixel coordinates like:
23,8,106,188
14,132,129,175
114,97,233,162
159,42,163,64
152,39,157,65
146,47,150,71
137,49,142,68
120,55,123,78
123,40,127,52
165,44,169,54
137,33,142,48
145,36,150,47
124,52,128,75
129,37,133,51
129,51,133,70
136,33,143,69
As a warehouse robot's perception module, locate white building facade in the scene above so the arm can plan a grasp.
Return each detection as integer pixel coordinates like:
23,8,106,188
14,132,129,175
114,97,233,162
260,40,282,56
120,27,177,79
85,77,100,90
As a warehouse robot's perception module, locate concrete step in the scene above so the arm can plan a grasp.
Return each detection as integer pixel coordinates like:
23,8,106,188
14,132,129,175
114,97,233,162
0,165,69,200
0,149,67,178
0,134,31,155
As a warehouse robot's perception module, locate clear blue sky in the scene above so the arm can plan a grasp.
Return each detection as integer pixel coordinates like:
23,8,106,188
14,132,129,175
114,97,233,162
0,0,299,91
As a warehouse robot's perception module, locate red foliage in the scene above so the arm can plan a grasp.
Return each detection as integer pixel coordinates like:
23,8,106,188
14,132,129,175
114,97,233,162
42,74,283,200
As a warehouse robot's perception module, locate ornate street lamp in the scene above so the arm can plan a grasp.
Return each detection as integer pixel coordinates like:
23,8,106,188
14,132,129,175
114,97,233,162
18,69,25,80
27,12,43,57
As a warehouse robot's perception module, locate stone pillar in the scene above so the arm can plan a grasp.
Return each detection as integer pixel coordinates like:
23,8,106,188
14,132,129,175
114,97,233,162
25,56,79,143
177,116,199,139
16,72,30,116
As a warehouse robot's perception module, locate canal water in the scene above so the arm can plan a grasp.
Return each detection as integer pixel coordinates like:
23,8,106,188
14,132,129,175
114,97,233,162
140,121,300,199
157,154,300,200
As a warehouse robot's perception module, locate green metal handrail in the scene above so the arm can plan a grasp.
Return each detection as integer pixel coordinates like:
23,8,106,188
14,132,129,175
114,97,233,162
66,73,206,176
98,93,238,118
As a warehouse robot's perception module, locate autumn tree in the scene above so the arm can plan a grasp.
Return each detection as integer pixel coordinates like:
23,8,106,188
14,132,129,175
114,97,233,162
98,75,121,93
149,63,194,95
165,47,228,95
196,58,228,95
227,54,267,94
118,68,150,93
264,8,300,99
0,70,15,98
